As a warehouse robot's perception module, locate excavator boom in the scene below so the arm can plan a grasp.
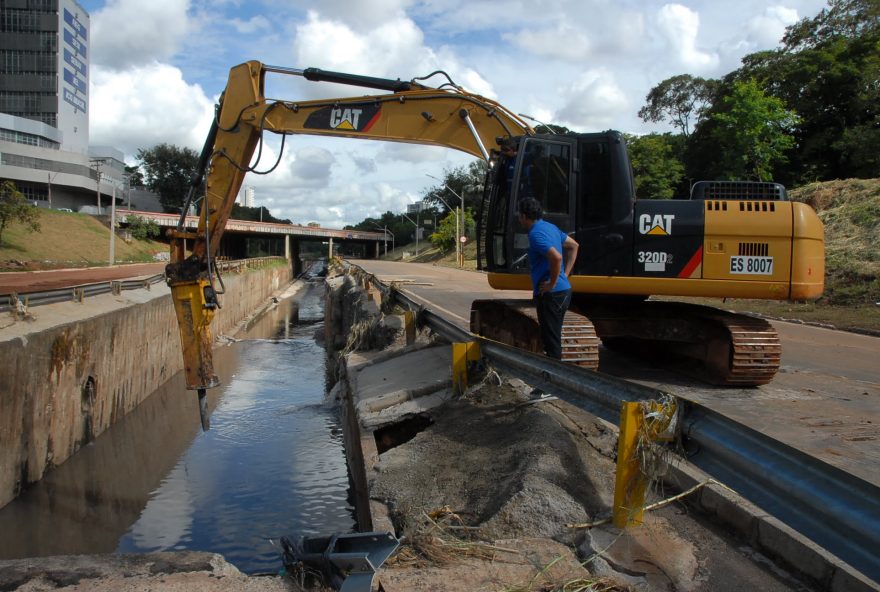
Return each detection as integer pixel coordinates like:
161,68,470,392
165,61,532,408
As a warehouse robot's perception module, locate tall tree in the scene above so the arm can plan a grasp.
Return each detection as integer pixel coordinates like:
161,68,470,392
422,162,487,213
626,133,686,199
707,79,799,181
735,0,879,182
136,144,199,213
0,181,41,247
638,75,717,137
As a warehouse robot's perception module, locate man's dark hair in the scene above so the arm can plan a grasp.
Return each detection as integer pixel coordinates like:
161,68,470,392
517,197,542,221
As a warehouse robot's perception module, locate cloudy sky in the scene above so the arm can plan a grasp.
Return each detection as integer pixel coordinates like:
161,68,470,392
80,0,828,227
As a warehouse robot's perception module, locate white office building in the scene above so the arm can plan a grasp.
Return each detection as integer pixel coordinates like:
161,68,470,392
0,0,128,212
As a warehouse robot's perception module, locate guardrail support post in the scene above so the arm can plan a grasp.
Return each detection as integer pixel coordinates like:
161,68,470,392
613,401,648,528
404,310,416,345
452,341,481,396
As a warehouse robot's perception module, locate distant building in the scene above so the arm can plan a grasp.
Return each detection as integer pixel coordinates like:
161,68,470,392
0,0,127,212
239,185,255,207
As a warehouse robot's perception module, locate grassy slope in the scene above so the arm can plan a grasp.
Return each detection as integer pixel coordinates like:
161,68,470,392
0,210,166,270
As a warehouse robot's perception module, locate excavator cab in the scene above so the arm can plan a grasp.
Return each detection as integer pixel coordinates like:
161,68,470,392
480,131,636,281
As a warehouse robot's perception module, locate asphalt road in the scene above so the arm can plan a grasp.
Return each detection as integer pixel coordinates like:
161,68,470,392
351,259,880,488
0,263,166,296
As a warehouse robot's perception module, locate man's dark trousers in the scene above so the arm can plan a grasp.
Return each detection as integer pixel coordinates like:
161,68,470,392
535,289,571,359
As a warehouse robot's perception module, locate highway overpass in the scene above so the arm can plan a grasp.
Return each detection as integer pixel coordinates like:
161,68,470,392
118,209,389,267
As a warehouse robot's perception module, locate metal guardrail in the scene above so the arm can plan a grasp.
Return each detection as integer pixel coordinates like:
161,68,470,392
0,257,287,314
375,274,880,583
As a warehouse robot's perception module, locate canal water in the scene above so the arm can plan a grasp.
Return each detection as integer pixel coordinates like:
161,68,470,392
0,280,357,573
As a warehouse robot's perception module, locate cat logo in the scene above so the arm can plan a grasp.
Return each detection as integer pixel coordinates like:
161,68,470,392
330,108,363,130
304,104,381,133
638,213,675,236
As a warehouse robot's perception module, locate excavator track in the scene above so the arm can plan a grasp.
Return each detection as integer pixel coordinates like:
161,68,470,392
470,299,599,369
580,299,781,386
705,313,781,385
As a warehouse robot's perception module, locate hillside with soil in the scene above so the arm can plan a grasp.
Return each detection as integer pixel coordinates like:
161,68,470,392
0,210,166,271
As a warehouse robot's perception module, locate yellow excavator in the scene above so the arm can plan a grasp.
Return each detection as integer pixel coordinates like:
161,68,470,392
165,61,824,426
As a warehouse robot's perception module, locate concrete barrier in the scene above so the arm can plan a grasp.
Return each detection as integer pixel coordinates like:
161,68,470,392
0,263,292,509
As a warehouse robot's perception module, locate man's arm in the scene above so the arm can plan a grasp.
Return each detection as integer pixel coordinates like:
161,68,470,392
562,235,579,277
539,247,563,294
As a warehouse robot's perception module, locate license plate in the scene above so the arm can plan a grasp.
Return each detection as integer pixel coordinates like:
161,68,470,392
730,256,774,275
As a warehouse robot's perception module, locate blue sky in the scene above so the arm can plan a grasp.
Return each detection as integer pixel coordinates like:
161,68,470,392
79,0,829,227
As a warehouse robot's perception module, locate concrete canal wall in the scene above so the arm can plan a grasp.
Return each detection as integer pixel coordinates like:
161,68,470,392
0,263,292,509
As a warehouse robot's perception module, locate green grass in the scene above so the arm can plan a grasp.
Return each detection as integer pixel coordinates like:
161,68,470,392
0,209,166,271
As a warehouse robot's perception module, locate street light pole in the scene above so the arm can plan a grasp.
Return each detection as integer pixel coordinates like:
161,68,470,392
109,185,116,265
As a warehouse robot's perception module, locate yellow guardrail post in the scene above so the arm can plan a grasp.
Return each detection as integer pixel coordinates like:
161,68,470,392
404,310,416,345
452,341,481,396
613,397,677,528
613,401,648,528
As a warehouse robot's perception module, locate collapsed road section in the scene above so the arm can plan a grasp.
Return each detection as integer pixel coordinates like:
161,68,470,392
324,262,879,592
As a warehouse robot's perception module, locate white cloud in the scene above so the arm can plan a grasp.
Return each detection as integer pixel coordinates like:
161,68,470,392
228,15,273,34
656,4,719,71
89,63,214,157
504,22,592,61
288,146,336,187
746,6,800,47
291,12,496,99
90,0,192,69
554,69,630,131
377,143,448,165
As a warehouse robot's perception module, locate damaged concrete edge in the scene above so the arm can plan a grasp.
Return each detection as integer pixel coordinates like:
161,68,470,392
336,266,879,592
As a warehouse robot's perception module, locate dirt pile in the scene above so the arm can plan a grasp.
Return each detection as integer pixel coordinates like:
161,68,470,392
370,380,616,544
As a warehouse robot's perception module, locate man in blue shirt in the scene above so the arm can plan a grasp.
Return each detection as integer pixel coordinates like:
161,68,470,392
517,198,579,359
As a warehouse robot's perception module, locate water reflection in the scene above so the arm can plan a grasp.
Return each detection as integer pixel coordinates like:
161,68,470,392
0,281,356,574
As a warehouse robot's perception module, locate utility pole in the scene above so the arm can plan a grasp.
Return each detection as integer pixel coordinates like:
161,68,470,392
89,158,108,214
109,185,116,265
47,172,59,208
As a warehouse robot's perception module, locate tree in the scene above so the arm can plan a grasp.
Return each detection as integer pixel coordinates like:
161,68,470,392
230,204,291,224
742,4,879,182
782,0,879,51
707,79,799,181
124,164,144,187
136,144,199,213
422,162,487,213
124,214,160,240
638,75,717,137
0,181,41,247
626,133,686,199
430,209,476,252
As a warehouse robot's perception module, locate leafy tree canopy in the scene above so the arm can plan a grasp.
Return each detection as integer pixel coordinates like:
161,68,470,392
638,74,717,137
430,209,476,252
0,181,41,247
136,144,199,213
708,79,799,181
626,133,687,199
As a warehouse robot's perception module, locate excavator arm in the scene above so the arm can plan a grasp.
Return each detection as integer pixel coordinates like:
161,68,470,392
164,60,532,427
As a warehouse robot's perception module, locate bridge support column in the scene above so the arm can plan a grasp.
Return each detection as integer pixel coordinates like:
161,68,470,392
328,238,333,260
285,235,290,260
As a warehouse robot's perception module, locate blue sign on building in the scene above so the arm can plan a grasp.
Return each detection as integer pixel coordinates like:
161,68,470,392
64,48,87,76
64,9,87,40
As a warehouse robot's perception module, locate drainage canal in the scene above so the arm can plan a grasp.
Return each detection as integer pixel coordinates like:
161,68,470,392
0,281,356,573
